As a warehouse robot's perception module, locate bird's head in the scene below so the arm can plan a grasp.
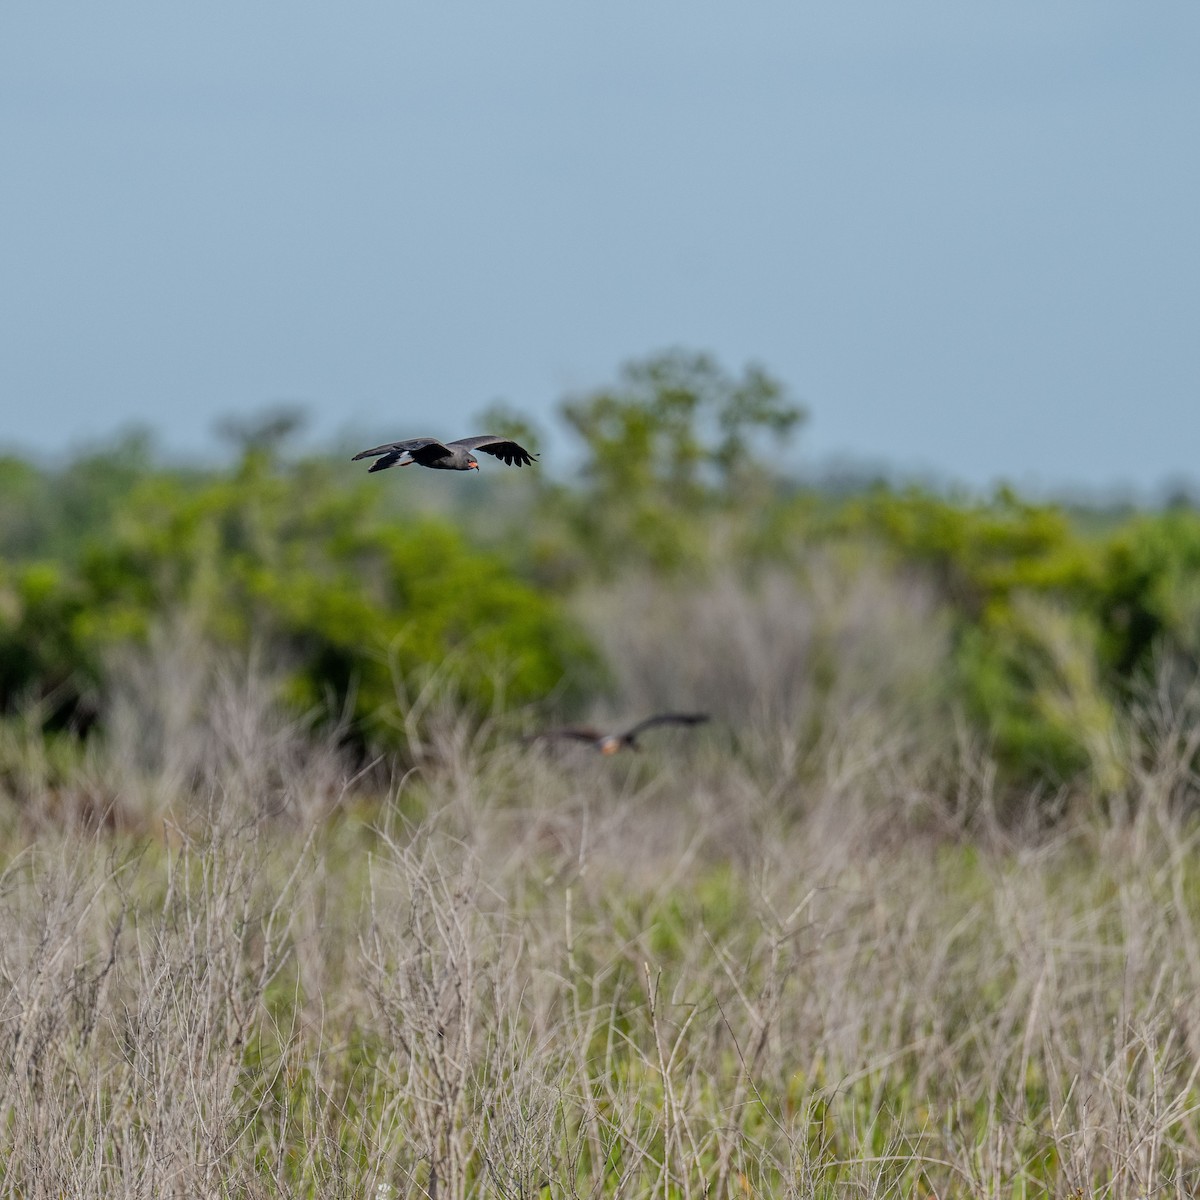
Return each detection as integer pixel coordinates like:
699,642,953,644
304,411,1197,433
598,737,622,755
467,457,480,470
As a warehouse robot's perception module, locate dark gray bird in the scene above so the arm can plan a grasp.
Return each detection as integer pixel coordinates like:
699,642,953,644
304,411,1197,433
528,713,710,755
351,434,537,473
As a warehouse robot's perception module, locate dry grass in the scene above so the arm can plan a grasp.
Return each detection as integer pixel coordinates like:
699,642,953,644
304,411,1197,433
0,566,1198,1197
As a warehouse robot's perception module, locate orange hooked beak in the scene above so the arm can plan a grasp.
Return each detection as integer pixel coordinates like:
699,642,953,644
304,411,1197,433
468,460,480,470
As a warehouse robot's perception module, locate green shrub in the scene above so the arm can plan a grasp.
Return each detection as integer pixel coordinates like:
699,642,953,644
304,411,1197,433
839,488,1200,790
0,450,599,748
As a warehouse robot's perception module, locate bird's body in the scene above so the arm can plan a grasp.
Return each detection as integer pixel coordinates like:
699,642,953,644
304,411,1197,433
352,435,537,473
528,713,710,754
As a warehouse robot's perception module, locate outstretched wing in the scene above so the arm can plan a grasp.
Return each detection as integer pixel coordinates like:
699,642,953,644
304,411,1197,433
621,713,710,740
351,438,452,471
449,435,538,468
525,726,604,746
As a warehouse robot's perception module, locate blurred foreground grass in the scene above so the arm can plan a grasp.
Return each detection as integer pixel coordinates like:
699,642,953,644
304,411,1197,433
0,671,1197,1197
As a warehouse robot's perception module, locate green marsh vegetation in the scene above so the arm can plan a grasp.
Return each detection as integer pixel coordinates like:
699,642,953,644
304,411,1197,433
1,352,1200,1195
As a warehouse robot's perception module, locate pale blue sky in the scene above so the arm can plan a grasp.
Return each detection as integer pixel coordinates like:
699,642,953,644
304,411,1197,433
3,3,1198,491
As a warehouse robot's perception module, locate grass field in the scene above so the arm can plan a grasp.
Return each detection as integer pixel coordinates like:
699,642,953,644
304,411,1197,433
1,571,1198,1198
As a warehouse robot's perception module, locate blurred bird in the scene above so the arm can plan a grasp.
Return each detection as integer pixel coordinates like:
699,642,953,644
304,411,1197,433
527,713,710,755
351,434,537,473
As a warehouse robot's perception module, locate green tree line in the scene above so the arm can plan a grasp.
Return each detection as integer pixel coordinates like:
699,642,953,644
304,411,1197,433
3,349,1200,796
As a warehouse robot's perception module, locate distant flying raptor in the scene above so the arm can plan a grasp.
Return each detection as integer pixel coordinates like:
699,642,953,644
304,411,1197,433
351,434,537,473
527,713,710,755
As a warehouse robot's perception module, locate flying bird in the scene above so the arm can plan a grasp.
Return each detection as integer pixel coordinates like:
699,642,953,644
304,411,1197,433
527,713,710,755
352,434,537,473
